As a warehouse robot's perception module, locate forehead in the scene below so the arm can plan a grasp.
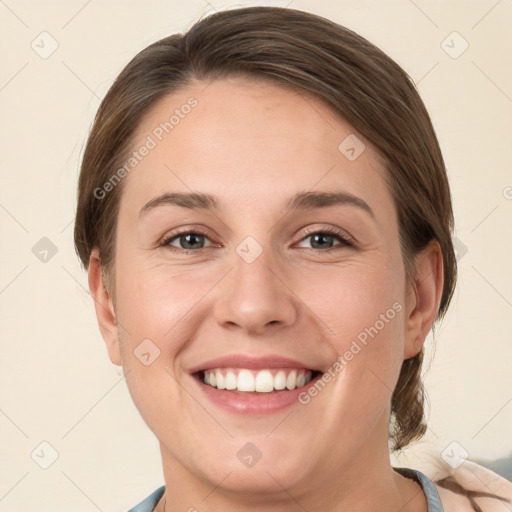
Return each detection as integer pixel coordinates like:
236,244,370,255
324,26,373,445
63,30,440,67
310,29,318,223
118,77,392,220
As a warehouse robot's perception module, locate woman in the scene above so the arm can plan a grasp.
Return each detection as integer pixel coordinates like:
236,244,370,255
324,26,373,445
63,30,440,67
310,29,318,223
73,6,511,511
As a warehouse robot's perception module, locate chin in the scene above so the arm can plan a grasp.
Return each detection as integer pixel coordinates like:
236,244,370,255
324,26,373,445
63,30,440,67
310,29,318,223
216,438,311,491
208,461,307,496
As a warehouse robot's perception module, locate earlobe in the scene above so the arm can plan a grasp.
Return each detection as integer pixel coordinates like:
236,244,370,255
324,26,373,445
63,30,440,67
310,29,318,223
88,248,121,366
403,240,444,360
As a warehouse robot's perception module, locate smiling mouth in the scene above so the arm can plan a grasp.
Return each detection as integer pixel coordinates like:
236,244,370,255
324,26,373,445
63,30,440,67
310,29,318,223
196,368,322,393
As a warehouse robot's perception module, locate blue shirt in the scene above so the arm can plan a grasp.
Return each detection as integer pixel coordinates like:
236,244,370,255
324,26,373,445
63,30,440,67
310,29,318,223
127,467,444,511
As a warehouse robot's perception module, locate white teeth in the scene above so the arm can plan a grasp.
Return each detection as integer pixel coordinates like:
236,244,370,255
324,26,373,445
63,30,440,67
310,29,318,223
215,370,225,390
237,369,255,391
286,370,297,390
274,370,287,390
203,368,314,392
255,370,274,392
225,371,237,390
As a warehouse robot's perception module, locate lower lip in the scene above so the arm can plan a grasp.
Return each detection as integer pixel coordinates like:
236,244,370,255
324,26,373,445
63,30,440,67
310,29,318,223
191,372,322,414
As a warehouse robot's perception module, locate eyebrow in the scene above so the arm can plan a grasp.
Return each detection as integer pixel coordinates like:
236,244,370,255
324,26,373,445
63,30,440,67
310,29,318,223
138,190,374,219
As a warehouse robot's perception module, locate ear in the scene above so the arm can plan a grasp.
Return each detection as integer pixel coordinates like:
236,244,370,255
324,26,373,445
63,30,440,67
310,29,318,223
403,239,444,359
88,248,121,366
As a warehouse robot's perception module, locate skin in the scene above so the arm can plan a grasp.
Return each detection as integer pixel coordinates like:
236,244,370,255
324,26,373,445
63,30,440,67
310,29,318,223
88,77,444,511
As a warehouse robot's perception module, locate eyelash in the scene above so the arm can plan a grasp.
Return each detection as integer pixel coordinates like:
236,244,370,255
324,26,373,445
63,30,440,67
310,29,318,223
159,226,354,254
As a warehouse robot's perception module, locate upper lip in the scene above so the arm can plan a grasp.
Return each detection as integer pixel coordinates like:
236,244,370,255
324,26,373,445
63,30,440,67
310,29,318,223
188,354,321,374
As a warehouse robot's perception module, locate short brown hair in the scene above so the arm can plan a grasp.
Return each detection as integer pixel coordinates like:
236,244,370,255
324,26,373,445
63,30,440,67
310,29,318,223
74,6,457,451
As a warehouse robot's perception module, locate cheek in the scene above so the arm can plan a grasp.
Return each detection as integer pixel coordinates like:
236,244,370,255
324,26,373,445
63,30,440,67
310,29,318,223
113,258,219,404
115,252,212,338
306,256,406,399
306,255,405,341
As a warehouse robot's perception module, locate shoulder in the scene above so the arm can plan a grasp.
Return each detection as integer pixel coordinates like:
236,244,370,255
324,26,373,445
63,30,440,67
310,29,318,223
393,442,512,512
433,460,512,512
433,485,474,511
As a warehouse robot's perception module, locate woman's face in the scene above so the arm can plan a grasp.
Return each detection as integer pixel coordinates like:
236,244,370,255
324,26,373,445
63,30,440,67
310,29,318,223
95,77,426,496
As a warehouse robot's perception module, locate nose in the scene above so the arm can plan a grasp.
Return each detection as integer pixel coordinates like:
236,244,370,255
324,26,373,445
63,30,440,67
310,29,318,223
213,244,299,336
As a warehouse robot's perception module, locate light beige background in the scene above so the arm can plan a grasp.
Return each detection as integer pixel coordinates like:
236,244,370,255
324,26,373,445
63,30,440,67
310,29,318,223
0,0,511,510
